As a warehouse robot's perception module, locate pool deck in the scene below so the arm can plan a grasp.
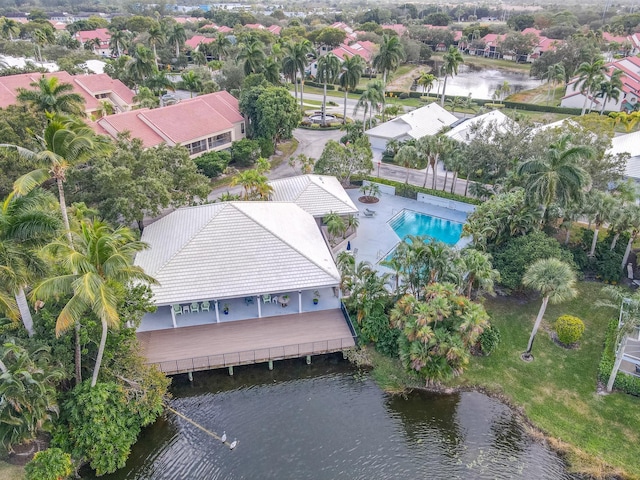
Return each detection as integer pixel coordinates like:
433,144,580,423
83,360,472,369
346,189,472,270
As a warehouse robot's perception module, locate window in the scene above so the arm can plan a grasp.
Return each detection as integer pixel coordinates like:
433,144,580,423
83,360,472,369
241,122,245,134
207,132,232,149
187,139,208,155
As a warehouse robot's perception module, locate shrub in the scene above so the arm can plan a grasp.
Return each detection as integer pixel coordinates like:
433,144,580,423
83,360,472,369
554,315,585,345
398,92,409,99
477,325,501,355
483,103,505,109
367,176,482,205
25,448,73,480
231,138,261,167
194,150,231,178
257,137,275,158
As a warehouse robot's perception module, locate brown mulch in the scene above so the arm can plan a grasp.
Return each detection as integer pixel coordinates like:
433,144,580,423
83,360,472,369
358,196,380,204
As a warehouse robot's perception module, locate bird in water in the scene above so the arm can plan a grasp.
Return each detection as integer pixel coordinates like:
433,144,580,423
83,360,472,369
220,431,226,443
229,439,237,450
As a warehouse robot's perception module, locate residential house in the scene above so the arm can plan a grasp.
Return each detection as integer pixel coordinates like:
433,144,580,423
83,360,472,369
521,28,562,61
310,40,376,77
561,56,640,113
422,25,464,51
607,130,640,180
381,24,407,36
365,103,458,151
472,33,506,58
0,71,136,116
185,35,216,51
244,23,282,35
93,91,245,156
134,200,355,374
74,28,111,57
445,110,512,144
330,21,357,42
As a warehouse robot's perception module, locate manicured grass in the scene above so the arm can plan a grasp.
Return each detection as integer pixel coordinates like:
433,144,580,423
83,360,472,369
0,462,24,480
452,282,640,479
431,53,532,72
508,84,565,106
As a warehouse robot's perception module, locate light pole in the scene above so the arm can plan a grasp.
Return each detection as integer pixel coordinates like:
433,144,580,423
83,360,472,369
377,161,381,177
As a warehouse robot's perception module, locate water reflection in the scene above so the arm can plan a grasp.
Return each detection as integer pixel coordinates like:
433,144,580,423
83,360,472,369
92,357,577,480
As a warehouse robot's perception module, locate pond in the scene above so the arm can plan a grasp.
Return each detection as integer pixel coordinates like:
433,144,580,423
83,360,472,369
92,356,578,480
416,63,543,100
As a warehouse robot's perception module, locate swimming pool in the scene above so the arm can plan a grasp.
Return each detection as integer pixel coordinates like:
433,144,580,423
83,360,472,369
389,209,463,245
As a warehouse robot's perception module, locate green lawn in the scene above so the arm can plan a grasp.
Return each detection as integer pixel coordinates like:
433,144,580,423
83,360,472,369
0,462,24,480
431,53,532,73
452,282,640,479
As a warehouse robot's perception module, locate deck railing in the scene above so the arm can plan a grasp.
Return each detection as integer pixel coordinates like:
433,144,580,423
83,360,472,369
340,301,358,345
153,336,356,375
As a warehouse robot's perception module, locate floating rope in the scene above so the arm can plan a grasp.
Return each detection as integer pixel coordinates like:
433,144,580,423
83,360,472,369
165,405,237,449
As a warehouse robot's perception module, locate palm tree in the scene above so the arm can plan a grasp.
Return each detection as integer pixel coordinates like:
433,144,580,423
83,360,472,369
133,86,158,109
317,53,341,126
575,57,607,115
1,114,111,245
544,63,565,106
621,204,640,270
1,18,20,41
354,80,384,130
373,34,405,84
32,29,49,62
237,37,266,75
168,24,187,59
416,135,455,189
521,258,577,360
0,190,60,336
263,57,281,85
192,50,207,67
516,134,593,223
283,40,314,110
17,76,85,116
584,190,616,257
32,220,156,387
212,33,231,61
596,69,623,115
324,212,346,241
440,45,464,107
460,248,499,298
417,72,436,96
338,55,364,124
609,111,640,132
147,24,165,70
109,29,130,57
181,70,201,98
395,145,419,182
145,70,175,100
127,44,156,86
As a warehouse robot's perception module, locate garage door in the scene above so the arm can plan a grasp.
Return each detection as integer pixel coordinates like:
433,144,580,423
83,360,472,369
367,135,388,151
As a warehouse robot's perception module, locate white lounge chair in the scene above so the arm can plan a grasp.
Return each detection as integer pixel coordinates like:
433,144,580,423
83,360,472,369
172,304,182,316
190,302,200,313
201,301,210,312
262,294,272,304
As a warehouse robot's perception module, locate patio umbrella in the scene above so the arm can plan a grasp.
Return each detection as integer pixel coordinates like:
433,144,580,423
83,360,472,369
347,241,351,251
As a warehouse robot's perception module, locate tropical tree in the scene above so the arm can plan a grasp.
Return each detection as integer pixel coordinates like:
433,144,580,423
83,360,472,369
341,261,390,324
324,211,346,241
354,80,385,130
521,258,577,360
132,86,158,109
283,40,314,109
544,63,565,105
17,76,85,117
316,53,341,126
145,70,175,100
621,204,640,270
127,44,156,85
460,248,499,299
181,70,202,98
516,134,593,223
339,55,365,124
416,134,455,189
395,145,419,182
373,34,405,84
237,37,266,75
230,159,273,200
440,45,464,107
167,23,187,58
417,72,436,95
0,342,65,451
0,18,20,41
147,24,165,70
212,33,231,61
584,190,617,256
32,29,49,62
575,57,607,115
0,190,60,336
109,29,130,57
609,111,640,132
263,57,280,85
596,69,623,115
32,220,157,387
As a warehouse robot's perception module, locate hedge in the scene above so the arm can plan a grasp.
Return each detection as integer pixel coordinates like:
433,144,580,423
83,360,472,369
598,319,640,396
305,81,336,90
366,176,482,205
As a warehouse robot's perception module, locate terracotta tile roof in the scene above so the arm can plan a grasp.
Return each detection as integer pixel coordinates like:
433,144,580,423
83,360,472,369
381,24,407,35
244,23,265,30
95,109,165,148
217,26,233,33
73,73,135,105
185,90,243,123
603,32,628,44
185,35,216,49
75,28,110,45
173,16,205,24
268,25,282,35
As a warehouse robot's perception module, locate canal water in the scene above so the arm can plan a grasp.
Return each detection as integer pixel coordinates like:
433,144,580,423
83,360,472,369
417,63,543,100
94,356,577,480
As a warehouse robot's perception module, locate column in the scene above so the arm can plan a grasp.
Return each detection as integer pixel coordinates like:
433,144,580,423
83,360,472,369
257,296,262,318
214,300,220,323
170,306,177,328
298,291,302,313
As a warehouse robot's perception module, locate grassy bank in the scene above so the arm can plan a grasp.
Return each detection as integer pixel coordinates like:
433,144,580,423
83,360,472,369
431,53,532,73
452,282,640,479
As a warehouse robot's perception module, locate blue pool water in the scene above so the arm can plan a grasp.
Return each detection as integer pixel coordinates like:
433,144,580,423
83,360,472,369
389,210,463,246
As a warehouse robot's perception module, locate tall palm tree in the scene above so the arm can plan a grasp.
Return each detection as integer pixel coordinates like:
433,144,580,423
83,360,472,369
108,29,130,57
339,55,364,124
373,34,405,84
263,57,281,85
440,45,464,107
168,23,187,59
584,190,617,256
395,145,419,182
575,57,607,115
192,50,207,67
544,63,565,106
354,80,384,131
1,18,20,41
0,190,60,336
181,70,201,98
516,134,593,223
212,33,231,61
1,114,111,245
460,248,499,298
17,76,85,117
237,37,266,75
316,53,341,126
32,220,156,387
283,40,314,110
32,29,49,62
417,72,436,95
127,44,156,86
596,69,623,115
609,111,640,132
521,258,577,360
147,24,165,70
416,134,455,189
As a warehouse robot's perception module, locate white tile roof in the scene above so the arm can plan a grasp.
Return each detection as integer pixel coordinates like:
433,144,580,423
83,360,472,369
135,202,340,305
268,175,358,217
445,110,512,144
608,131,640,179
365,103,457,140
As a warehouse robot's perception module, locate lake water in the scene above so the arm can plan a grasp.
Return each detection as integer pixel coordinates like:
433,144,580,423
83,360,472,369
91,356,578,480
416,63,543,100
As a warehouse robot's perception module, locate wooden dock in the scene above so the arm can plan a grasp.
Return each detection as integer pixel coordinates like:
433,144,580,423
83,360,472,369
137,309,356,375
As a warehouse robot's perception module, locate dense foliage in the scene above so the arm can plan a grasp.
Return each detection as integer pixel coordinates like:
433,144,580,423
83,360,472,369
25,448,73,480
554,315,585,345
